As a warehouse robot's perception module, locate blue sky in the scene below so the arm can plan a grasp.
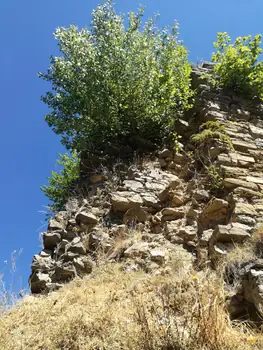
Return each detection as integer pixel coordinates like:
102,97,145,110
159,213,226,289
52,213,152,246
0,0,262,293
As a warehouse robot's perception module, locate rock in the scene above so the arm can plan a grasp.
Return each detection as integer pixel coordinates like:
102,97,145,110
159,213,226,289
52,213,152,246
73,256,94,276
249,124,263,139
111,191,143,212
90,174,107,184
88,231,111,252
55,262,77,282
161,208,185,221
30,271,52,294
48,219,65,231
236,215,257,226
66,237,86,255
31,254,54,272
199,229,213,246
233,187,261,198
242,263,263,317
172,195,185,206
43,232,61,250
232,139,257,152
246,176,263,185
186,207,199,220
223,178,259,191
234,202,257,217
159,158,168,167
123,208,149,224
141,193,160,209
200,198,230,227
221,166,249,178
76,212,98,225
124,242,150,258
212,223,251,243
159,149,173,158
150,249,166,264
178,226,197,241
192,189,210,202
123,180,144,192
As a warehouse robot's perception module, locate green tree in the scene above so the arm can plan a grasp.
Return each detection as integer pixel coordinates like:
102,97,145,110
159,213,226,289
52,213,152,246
210,32,263,99
41,152,80,212
39,0,193,153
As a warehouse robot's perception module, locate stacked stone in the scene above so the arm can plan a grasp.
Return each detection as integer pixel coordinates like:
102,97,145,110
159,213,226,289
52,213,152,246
29,63,263,322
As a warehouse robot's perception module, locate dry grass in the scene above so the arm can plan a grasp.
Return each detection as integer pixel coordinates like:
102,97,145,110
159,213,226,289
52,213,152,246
0,263,262,350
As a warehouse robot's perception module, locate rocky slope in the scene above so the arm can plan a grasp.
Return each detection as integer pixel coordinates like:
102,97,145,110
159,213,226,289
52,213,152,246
29,62,263,325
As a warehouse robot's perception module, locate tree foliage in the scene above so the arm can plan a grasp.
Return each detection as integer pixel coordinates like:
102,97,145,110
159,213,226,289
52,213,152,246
39,0,193,152
210,32,263,99
41,153,80,212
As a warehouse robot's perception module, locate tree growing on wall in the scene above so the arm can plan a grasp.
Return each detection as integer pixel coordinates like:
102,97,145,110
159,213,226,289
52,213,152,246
39,0,193,153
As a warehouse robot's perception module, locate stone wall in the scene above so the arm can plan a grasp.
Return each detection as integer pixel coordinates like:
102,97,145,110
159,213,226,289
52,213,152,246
29,63,263,322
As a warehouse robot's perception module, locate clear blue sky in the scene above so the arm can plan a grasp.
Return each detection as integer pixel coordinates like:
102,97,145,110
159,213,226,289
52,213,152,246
0,0,262,293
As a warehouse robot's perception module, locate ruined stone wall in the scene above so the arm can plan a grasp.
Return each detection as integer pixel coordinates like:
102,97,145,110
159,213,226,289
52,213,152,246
29,63,263,320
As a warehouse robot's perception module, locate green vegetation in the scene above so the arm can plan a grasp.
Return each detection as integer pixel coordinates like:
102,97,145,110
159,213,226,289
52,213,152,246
40,152,79,212
191,121,233,148
210,32,263,99
39,0,193,153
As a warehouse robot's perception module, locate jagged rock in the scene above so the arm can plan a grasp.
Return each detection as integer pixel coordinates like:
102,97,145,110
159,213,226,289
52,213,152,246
141,193,160,209
123,208,149,224
171,194,185,206
161,208,185,221
60,251,80,262
88,231,111,252
55,262,77,282
31,254,54,272
124,242,150,258
200,198,230,227
48,219,65,231
39,249,52,258
111,191,143,212
30,271,52,294
243,262,263,317
73,256,94,276
66,237,86,255
159,149,173,158
178,226,197,241
43,232,61,249
223,178,259,191
76,211,98,225
199,229,213,246
212,223,251,243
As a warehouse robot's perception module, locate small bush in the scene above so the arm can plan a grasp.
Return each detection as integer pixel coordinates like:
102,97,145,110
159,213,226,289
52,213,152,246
39,0,193,153
41,152,80,212
210,32,263,99
191,121,233,148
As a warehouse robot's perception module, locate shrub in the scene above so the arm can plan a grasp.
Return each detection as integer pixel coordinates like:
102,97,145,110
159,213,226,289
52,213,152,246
191,121,233,148
210,32,263,99
41,152,80,212
39,0,193,153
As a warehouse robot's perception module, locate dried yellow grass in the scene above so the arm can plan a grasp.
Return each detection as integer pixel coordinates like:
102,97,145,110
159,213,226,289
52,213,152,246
0,264,262,350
